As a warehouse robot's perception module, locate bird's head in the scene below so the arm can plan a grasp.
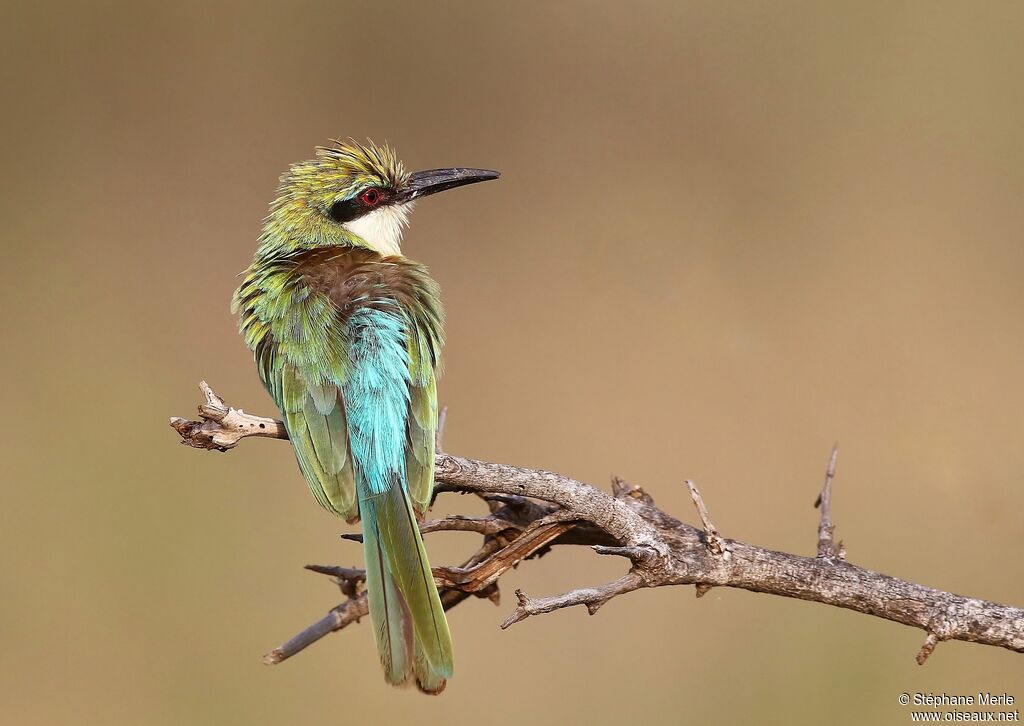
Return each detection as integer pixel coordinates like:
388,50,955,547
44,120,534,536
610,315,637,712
261,139,499,257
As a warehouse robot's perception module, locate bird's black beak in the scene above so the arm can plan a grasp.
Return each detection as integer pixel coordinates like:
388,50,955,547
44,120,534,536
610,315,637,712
399,168,500,203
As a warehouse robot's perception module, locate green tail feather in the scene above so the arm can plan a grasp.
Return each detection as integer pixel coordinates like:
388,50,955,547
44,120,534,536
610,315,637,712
361,484,452,692
361,511,412,685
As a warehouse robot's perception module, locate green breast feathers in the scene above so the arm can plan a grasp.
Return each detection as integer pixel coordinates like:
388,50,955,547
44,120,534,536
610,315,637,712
234,247,444,389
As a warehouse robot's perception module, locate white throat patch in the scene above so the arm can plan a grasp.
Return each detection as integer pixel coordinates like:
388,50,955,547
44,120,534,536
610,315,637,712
342,202,414,257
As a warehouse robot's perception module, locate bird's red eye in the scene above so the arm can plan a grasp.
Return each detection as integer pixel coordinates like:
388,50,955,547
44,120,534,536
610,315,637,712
360,188,382,206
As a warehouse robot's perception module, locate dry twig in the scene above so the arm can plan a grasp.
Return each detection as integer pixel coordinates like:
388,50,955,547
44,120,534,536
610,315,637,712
171,383,1024,667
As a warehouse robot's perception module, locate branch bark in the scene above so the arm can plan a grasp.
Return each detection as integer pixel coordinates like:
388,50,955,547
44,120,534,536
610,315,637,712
171,382,1024,666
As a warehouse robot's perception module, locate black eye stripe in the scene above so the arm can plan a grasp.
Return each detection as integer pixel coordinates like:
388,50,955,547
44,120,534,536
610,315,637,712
328,187,389,224
328,197,363,224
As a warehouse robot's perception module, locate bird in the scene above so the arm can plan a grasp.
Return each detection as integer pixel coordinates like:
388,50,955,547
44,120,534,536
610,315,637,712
232,140,499,693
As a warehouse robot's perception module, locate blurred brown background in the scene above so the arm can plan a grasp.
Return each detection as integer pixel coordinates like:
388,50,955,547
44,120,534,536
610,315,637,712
2,2,1023,724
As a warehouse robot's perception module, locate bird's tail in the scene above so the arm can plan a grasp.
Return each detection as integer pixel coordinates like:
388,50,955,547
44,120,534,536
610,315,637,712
360,482,453,694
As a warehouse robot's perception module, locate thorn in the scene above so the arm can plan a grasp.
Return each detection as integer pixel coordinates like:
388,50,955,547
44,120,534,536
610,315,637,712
340,533,364,543
916,632,939,665
304,564,364,580
816,443,842,559
500,589,532,629
814,444,839,508
685,480,725,556
695,584,713,598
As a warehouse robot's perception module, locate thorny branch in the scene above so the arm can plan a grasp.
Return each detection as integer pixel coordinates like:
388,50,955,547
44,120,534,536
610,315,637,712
171,382,1024,667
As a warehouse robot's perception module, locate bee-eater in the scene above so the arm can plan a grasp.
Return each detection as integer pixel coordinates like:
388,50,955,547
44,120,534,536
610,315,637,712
232,140,498,693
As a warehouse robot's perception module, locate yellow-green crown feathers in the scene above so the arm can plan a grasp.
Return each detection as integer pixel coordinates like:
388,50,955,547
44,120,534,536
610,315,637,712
271,139,408,213
316,139,409,188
